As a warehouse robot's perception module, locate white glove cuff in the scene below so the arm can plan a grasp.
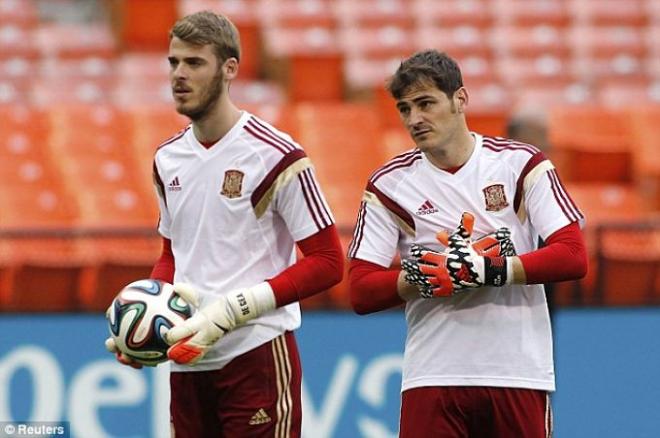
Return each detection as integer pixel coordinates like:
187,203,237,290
505,257,514,285
227,282,276,326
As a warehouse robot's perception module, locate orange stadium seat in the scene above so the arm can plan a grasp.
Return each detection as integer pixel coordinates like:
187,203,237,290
568,0,648,27
493,0,570,28
0,24,39,59
557,182,652,305
413,0,493,28
416,26,493,60
43,104,162,310
595,221,660,306
340,26,416,60
287,102,385,231
113,0,177,52
34,23,117,59
259,0,337,29
261,26,344,101
0,0,39,28
628,106,660,210
491,26,571,59
0,164,82,312
549,107,633,183
570,26,646,59
496,56,575,88
335,0,415,29
513,82,594,110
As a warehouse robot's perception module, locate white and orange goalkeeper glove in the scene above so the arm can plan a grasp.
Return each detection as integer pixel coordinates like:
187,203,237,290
165,282,276,365
402,212,516,297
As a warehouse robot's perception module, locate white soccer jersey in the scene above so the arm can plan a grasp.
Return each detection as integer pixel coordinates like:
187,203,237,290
349,133,584,392
153,111,334,372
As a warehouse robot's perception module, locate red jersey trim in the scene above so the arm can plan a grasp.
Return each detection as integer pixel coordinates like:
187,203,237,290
152,160,167,208
367,181,416,233
157,126,190,150
348,201,368,258
482,136,539,155
370,150,422,183
244,117,296,155
251,149,307,208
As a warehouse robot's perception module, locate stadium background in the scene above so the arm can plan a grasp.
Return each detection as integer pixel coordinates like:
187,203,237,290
0,0,658,436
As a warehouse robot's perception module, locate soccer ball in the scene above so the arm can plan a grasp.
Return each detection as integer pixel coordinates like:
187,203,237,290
106,279,193,366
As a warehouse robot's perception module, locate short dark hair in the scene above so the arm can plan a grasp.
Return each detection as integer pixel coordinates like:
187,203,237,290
169,11,241,63
387,50,463,99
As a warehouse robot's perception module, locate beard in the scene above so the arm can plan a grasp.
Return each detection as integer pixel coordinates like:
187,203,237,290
176,69,224,121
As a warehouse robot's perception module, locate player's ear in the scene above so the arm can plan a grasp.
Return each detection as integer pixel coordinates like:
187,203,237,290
223,57,239,79
454,87,468,113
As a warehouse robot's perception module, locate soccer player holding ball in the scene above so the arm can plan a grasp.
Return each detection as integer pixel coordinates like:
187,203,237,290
348,50,588,437
105,11,343,437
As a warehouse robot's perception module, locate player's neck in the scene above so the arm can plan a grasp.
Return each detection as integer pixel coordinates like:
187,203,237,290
192,97,242,144
425,129,475,170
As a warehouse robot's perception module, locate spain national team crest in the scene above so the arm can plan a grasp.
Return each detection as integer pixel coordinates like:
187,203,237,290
220,169,244,199
482,184,509,212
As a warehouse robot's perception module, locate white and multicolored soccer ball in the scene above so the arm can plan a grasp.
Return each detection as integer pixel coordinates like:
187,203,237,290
106,279,192,366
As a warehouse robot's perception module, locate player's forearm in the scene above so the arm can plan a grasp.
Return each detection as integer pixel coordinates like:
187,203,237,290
517,222,588,284
349,259,407,314
267,225,344,307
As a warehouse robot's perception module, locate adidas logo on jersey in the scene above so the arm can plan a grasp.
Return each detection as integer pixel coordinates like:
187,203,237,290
249,408,272,425
416,200,438,215
167,176,182,192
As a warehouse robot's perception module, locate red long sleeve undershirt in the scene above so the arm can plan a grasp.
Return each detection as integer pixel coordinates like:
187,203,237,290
349,222,588,315
150,224,344,307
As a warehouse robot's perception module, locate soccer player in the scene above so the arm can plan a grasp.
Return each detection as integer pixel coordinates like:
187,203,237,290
347,50,587,437
106,11,343,438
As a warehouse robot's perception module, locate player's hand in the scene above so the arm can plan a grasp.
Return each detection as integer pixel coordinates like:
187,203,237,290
105,337,144,369
165,282,276,365
402,212,515,297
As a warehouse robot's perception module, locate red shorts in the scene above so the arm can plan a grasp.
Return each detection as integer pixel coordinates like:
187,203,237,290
400,386,552,438
170,331,302,438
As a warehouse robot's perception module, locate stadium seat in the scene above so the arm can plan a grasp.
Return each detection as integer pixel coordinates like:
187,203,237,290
112,0,177,52
415,26,493,60
568,0,648,27
570,26,646,59
287,102,385,230
0,183,82,312
259,0,337,29
549,107,633,182
34,23,117,59
595,221,660,306
492,0,570,28
491,26,570,59
560,182,652,305
413,0,493,28
0,0,39,28
335,0,415,29
0,24,39,59
628,106,660,210
262,26,344,101
496,56,575,88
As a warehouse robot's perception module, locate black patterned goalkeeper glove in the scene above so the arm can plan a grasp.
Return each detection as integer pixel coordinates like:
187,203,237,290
402,212,516,297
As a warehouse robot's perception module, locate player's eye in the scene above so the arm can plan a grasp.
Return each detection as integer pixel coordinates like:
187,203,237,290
398,106,410,116
419,101,432,110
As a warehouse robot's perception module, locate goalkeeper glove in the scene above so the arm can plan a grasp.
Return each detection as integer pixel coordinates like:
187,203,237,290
402,212,516,297
165,282,276,365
